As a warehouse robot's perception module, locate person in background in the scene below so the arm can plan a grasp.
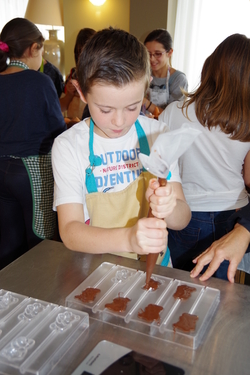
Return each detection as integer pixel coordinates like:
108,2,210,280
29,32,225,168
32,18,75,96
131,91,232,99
190,204,250,283
39,57,64,98
52,27,191,259
142,29,188,119
0,18,66,270
159,33,250,281
60,28,96,127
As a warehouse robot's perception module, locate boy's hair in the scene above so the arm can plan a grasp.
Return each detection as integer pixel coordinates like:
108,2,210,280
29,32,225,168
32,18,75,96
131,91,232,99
77,27,151,96
144,29,173,52
74,28,96,65
182,33,250,142
0,18,44,72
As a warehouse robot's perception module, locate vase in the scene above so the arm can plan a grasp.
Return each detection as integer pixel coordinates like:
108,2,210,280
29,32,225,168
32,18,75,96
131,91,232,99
44,29,65,77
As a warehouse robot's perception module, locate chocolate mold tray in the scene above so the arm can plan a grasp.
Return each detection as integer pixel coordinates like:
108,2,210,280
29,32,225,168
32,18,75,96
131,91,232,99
65,262,220,349
0,289,89,375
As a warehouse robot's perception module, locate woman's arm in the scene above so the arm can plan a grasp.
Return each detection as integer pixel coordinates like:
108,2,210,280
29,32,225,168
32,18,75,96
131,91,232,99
190,223,250,283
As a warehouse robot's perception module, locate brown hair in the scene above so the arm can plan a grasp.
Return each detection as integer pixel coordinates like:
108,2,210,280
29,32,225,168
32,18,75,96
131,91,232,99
182,33,250,142
77,27,151,96
144,29,173,52
0,18,44,72
74,28,96,65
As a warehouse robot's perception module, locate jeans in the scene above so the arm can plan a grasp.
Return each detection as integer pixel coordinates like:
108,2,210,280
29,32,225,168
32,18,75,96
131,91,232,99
0,158,42,270
168,210,236,280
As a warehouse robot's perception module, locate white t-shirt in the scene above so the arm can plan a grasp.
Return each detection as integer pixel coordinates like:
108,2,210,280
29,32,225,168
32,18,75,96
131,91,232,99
159,102,250,211
52,115,181,221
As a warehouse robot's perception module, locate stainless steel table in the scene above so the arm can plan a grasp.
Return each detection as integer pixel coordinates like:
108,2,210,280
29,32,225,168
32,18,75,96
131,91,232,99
0,239,249,375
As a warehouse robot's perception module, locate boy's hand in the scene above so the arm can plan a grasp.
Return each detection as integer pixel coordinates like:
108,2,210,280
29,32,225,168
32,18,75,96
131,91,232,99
129,217,167,255
145,178,177,220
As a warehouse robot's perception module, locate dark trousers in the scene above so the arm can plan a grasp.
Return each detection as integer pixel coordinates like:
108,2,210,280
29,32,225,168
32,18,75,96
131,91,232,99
168,210,237,280
0,158,42,270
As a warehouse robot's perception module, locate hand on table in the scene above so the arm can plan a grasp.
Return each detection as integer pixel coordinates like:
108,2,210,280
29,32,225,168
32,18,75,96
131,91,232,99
190,224,250,283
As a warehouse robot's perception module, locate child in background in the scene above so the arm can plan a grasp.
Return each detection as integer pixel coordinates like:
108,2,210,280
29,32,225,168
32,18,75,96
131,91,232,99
0,18,66,269
52,27,191,259
60,28,96,126
159,33,250,281
143,29,188,118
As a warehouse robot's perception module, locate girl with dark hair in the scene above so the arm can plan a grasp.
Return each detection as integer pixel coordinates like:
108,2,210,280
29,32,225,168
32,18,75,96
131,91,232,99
0,18,66,269
159,33,250,281
143,29,188,118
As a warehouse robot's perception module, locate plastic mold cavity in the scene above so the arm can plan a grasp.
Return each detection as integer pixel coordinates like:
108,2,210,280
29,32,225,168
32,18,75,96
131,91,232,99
0,291,19,311
0,290,89,375
66,262,220,350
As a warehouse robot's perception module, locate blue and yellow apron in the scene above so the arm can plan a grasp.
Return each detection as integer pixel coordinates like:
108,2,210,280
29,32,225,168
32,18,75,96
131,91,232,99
85,118,170,264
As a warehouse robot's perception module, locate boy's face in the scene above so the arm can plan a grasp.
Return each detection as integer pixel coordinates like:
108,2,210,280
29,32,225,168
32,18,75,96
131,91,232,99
83,79,145,139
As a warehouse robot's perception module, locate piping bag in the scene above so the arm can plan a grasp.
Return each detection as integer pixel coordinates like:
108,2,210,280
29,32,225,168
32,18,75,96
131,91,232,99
139,124,201,288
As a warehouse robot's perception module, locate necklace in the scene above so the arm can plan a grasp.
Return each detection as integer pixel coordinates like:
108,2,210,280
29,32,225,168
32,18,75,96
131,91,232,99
8,60,29,70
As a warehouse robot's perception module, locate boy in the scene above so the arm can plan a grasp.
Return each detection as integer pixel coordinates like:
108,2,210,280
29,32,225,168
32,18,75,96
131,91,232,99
52,28,191,259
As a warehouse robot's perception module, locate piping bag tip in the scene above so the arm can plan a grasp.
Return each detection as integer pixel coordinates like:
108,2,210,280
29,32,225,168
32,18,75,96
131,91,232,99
145,253,159,288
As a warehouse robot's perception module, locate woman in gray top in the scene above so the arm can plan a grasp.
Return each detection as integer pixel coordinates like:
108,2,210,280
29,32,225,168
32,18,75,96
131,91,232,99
143,29,188,118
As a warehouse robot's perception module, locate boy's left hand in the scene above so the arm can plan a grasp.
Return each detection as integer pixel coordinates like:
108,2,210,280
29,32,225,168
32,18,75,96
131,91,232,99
146,178,177,220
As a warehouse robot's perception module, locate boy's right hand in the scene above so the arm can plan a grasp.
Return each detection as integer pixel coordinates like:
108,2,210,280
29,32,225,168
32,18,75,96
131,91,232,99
128,217,167,255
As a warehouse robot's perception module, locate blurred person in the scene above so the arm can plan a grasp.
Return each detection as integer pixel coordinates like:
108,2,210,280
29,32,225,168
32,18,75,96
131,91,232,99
0,18,66,269
143,29,188,118
39,57,64,98
60,28,96,126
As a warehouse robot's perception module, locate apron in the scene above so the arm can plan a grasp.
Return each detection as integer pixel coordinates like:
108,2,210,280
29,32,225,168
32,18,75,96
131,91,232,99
85,118,169,264
148,67,170,108
22,152,56,239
